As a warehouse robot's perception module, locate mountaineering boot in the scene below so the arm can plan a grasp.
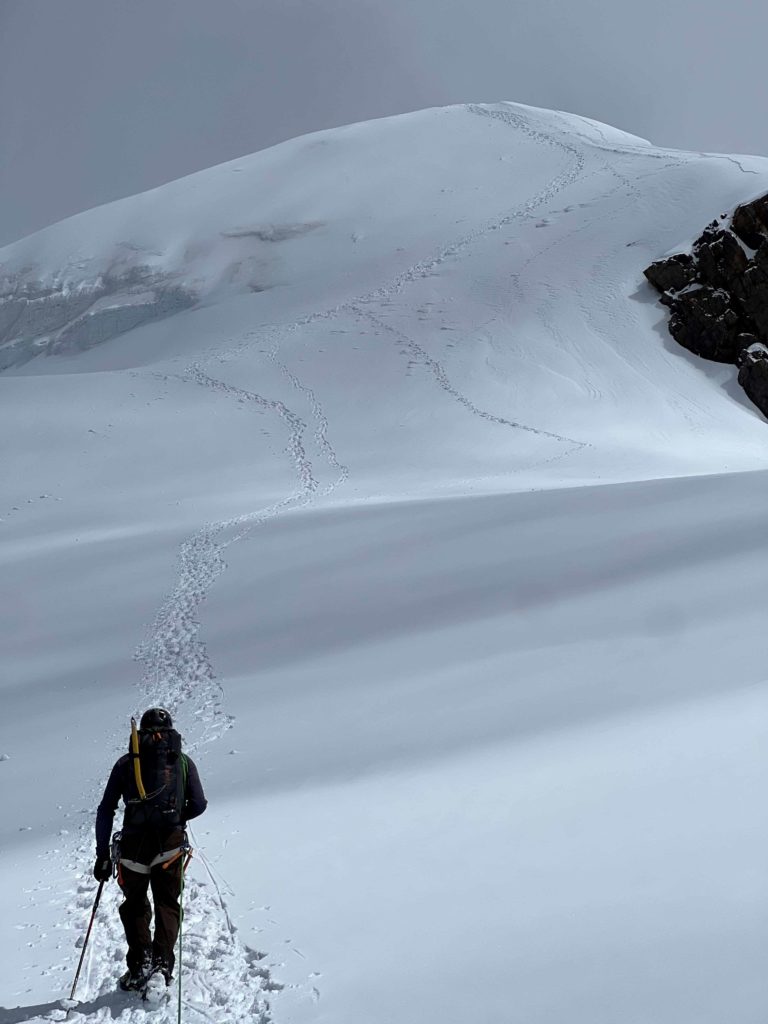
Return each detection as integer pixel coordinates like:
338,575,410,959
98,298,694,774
119,951,151,991
119,966,147,991
142,961,172,1005
150,956,173,985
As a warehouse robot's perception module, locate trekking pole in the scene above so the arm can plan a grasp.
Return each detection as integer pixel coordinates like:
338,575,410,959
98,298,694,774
68,878,105,1002
176,844,193,1024
177,857,184,1024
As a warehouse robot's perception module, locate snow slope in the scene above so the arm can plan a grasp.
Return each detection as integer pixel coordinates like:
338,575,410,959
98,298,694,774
1,102,768,1024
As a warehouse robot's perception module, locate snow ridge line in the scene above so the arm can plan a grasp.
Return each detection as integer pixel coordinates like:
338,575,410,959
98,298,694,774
548,107,695,166
552,110,761,182
700,153,761,176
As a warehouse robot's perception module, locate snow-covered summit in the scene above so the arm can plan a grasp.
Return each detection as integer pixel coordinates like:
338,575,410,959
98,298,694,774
0,102,653,298
3,101,768,483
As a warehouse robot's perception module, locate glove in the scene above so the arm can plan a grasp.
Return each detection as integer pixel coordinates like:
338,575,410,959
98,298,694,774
93,854,111,881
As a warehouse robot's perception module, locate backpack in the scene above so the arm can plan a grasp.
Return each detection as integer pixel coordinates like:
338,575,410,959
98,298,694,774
123,716,188,831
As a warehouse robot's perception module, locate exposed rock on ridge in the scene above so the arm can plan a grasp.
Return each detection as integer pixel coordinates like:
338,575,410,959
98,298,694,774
644,193,768,419
0,266,196,371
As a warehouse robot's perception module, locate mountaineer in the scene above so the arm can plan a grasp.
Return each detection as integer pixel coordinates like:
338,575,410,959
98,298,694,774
94,707,207,993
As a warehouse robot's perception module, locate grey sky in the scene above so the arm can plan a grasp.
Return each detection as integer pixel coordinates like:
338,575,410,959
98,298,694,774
2,0,767,246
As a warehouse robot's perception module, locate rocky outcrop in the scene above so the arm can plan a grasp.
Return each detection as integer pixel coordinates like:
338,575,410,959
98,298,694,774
667,286,746,363
738,342,768,414
731,194,768,249
0,266,196,372
692,225,748,291
734,244,768,336
645,193,768,419
644,253,697,294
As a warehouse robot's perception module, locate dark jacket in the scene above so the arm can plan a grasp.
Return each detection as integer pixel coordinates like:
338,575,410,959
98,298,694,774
95,751,207,856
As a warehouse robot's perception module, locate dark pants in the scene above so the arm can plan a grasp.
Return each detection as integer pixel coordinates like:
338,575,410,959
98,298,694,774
117,829,184,974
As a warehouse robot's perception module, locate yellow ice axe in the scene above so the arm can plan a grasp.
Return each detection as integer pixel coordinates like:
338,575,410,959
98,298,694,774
130,716,147,800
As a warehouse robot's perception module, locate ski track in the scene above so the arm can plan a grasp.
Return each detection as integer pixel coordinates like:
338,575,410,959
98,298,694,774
35,102,607,1024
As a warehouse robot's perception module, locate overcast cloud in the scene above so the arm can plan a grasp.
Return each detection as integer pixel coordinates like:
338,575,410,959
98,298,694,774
2,0,768,245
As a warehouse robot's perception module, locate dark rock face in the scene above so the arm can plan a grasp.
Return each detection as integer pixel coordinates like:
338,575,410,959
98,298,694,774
735,334,762,361
738,343,768,417
668,287,745,363
643,253,696,294
645,191,768,419
0,267,197,372
732,195,768,249
692,225,748,291
735,242,768,336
